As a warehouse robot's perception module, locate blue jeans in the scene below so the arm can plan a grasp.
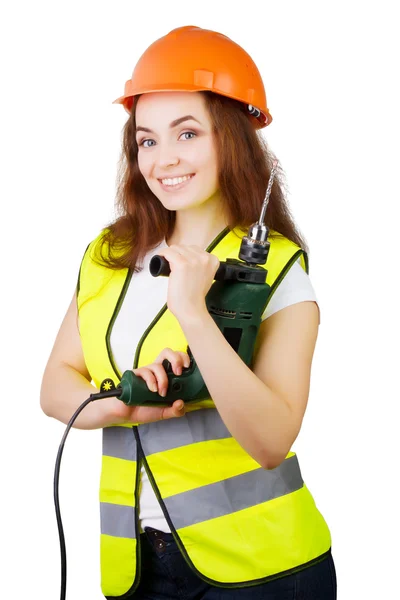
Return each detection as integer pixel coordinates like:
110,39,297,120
131,527,337,599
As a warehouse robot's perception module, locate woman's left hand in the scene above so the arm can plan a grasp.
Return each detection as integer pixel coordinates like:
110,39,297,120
155,244,220,322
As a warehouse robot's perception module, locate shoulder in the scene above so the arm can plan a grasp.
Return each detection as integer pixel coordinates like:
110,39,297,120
270,257,317,302
262,237,318,321
83,228,111,262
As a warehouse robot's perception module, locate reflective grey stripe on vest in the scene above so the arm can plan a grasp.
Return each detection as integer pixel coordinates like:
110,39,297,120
100,502,136,539
164,454,303,530
103,426,137,461
138,408,231,455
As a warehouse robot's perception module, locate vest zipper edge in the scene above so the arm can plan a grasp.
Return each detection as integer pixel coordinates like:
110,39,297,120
105,426,142,600
105,269,133,381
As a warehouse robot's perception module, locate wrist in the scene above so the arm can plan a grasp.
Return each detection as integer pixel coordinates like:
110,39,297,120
178,306,211,330
95,396,123,427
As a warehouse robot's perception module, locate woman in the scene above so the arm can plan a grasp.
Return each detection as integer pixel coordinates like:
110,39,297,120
41,25,336,599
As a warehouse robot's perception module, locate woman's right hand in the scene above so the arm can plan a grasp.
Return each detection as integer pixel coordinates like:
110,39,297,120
104,348,191,425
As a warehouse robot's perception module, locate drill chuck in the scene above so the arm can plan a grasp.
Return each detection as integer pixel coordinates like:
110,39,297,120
238,223,270,266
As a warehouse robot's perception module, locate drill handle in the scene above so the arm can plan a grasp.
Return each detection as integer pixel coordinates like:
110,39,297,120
150,255,268,284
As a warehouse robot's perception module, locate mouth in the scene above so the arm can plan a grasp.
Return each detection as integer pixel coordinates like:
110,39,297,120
158,173,196,192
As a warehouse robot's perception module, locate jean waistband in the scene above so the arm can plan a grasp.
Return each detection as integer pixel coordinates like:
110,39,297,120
141,526,175,542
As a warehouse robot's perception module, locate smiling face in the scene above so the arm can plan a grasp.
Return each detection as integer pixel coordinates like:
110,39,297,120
135,92,220,211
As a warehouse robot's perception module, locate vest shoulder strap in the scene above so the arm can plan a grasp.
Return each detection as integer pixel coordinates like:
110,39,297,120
76,228,115,311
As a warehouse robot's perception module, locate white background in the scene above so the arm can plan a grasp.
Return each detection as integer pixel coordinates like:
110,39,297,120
2,1,399,598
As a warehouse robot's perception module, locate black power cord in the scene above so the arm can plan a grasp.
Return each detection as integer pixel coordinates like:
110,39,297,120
53,388,120,600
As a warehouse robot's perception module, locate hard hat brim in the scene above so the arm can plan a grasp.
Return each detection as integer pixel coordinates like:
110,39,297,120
112,87,272,128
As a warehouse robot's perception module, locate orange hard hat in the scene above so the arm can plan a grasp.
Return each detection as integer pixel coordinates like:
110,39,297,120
112,25,272,129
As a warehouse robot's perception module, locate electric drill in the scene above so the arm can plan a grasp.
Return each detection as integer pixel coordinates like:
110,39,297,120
114,161,279,406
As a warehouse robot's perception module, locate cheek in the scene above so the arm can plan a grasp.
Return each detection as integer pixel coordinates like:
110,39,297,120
203,152,219,187
137,153,151,179
193,142,218,175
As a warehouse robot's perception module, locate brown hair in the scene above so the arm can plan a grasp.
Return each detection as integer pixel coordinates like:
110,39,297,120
93,91,309,272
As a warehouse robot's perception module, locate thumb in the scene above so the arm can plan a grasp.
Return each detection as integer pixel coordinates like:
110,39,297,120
173,400,186,416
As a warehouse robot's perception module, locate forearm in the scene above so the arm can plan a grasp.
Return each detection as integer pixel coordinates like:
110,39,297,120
40,363,110,430
180,310,294,469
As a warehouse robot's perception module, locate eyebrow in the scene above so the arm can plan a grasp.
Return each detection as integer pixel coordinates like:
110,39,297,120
135,115,201,134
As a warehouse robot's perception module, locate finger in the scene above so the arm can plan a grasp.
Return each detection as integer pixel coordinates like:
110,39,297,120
154,348,188,377
185,246,217,265
161,400,186,419
176,351,191,369
156,246,187,265
161,351,189,378
154,347,174,363
184,245,203,255
130,404,176,424
131,367,158,393
149,362,170,395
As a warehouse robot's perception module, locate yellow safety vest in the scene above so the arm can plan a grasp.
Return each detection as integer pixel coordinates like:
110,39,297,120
77,225,331,599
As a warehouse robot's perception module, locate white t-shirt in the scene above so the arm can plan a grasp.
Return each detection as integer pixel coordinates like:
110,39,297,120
110,238,319,533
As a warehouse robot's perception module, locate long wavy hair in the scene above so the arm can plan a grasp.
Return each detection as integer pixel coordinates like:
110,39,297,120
93,91,309,272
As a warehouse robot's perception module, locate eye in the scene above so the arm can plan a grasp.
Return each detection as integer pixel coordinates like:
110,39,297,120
179,131,196,141
138,139,156,148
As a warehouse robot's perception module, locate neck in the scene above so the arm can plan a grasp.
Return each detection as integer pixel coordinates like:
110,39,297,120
166,191,229,250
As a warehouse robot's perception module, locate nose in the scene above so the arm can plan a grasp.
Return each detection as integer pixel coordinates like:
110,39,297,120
156,143,180,170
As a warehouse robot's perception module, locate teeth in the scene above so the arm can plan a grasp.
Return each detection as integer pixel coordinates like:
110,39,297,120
161,174,193,186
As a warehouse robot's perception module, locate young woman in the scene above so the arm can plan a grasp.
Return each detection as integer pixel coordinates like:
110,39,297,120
41,25,337,599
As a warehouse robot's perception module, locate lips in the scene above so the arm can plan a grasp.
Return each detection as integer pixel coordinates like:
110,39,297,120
158,173,196,192
158,173,195,184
